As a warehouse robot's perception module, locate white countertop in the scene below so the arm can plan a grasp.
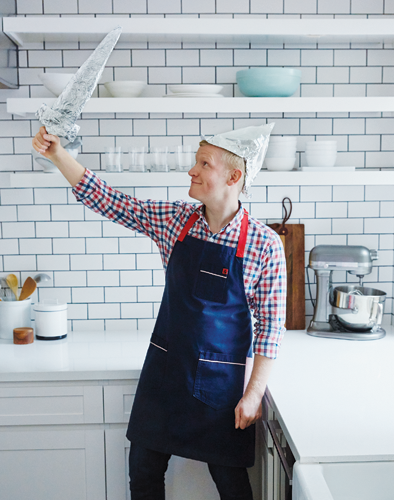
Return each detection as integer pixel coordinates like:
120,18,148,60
0,330,151,381
267,324,394,464
2,326,394,464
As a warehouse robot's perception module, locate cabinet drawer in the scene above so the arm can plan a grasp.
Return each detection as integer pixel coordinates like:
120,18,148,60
0,386,103,426
104,384,138,423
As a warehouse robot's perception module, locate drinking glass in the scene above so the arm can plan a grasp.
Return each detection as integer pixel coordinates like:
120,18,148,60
175,145,194,171
129,146,147,172
150,147,169,172
105,146,123,173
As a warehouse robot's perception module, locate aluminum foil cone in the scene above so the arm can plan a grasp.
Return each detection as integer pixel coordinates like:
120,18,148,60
204,122,275,198
36,26,122,142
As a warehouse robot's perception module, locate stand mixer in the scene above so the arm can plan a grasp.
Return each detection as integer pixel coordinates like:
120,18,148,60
307,245,386,340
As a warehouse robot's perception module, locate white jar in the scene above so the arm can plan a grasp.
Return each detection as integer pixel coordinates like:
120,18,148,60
33,300,68,340
0,298,32,340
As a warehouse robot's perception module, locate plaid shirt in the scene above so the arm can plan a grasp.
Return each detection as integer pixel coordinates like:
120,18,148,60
73,169,286,359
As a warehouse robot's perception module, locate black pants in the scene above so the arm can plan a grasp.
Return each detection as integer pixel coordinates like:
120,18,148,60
129,442,254,500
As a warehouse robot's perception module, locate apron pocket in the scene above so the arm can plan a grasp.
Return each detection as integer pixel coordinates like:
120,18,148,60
139,334,168,392
194,262,229,304
193,351,246,410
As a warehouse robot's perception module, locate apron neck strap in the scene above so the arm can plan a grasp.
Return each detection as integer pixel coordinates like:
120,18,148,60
178,211,200,242
236,211,249,258
178,209,249,258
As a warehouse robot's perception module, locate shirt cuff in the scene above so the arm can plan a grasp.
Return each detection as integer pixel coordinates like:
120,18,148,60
72,168,105,202
253,326,285,359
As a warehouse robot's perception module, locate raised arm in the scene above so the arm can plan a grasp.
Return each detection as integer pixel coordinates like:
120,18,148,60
32,126,86,187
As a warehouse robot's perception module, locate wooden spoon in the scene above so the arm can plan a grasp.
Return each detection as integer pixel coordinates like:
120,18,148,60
6,274,19,301
19,277,37,301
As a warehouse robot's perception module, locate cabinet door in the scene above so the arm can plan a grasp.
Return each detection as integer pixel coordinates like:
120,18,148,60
105,428,131,500
0,429,105,500
104,384,137,423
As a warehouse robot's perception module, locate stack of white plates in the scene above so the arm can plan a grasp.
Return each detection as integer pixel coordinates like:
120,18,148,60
265,136,297,171
164,85,224,98
305,141,337,167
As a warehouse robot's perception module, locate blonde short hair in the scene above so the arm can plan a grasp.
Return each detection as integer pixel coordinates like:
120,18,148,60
199,139,246,191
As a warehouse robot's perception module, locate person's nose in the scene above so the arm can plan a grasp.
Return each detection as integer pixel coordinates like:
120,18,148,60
188,163,197,177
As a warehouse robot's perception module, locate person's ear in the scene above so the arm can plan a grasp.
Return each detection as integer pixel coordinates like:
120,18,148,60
228,168,243,186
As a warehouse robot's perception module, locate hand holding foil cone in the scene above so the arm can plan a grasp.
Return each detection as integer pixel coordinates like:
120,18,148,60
36,26,122,142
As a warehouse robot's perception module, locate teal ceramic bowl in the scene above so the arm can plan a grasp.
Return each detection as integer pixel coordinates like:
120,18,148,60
236,68,302,97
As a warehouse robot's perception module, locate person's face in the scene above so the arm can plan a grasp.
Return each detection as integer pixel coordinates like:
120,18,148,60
188,145,231,205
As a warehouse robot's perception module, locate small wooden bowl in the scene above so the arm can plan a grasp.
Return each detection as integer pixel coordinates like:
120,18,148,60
13,327,34,345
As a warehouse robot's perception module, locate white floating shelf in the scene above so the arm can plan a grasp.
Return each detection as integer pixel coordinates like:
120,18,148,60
5,170,394,189
7,97,394,116
4,17,394,46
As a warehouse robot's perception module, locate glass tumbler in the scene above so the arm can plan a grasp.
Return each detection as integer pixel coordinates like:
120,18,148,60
175,145,194,171
150,147,169,172
105,146,123,173
129,146,147,172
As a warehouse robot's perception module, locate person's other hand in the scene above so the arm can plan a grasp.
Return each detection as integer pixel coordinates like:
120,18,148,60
234,392,262,430
32,126,63,160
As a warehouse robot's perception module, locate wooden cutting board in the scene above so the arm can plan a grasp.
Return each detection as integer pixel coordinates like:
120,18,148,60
268,223,305,330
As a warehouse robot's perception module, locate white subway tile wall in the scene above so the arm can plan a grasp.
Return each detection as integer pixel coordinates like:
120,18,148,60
0,0,393,330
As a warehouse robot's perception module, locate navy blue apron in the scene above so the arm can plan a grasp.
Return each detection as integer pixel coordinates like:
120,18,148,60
127,209,255,468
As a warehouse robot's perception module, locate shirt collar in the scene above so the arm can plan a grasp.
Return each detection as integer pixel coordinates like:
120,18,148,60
194,202,245,235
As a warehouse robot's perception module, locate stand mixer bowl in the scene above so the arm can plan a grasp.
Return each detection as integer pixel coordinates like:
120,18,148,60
330,285,386,331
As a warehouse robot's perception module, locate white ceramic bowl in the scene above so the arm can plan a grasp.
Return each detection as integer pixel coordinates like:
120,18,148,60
306,151,337,158
266,151,297,158
267,146,297,158
306,153,337,167
265,157,296,171
104,81,147,97
306,141,337,150
38,73,75,96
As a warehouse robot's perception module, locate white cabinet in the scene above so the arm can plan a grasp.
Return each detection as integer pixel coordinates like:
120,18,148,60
0,428,105,500
0,382,108,500
0,379,265,500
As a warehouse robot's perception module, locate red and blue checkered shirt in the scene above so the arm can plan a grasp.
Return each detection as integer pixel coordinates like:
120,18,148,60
73,169,286,359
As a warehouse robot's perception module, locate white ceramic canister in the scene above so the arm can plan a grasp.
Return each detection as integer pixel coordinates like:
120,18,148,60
0,298,32,340
33,300,68,340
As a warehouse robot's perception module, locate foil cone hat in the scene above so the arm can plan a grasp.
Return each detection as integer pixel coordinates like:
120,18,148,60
36,26,122,142
204,122,275,198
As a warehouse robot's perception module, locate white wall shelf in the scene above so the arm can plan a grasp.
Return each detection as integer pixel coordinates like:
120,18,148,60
4,170,394,189
7,97,394,116
4,17,394,46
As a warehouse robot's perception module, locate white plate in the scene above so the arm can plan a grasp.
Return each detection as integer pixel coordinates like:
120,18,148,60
266,165,296,171
163,93,224,98
301,166,355,171
168,84,223,94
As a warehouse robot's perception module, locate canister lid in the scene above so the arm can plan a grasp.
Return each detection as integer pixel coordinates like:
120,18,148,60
33,299,67,312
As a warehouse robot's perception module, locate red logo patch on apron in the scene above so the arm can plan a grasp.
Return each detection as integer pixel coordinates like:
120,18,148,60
222,268,229,275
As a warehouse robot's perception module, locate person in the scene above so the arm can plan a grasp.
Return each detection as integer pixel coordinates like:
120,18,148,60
32,125,286,500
